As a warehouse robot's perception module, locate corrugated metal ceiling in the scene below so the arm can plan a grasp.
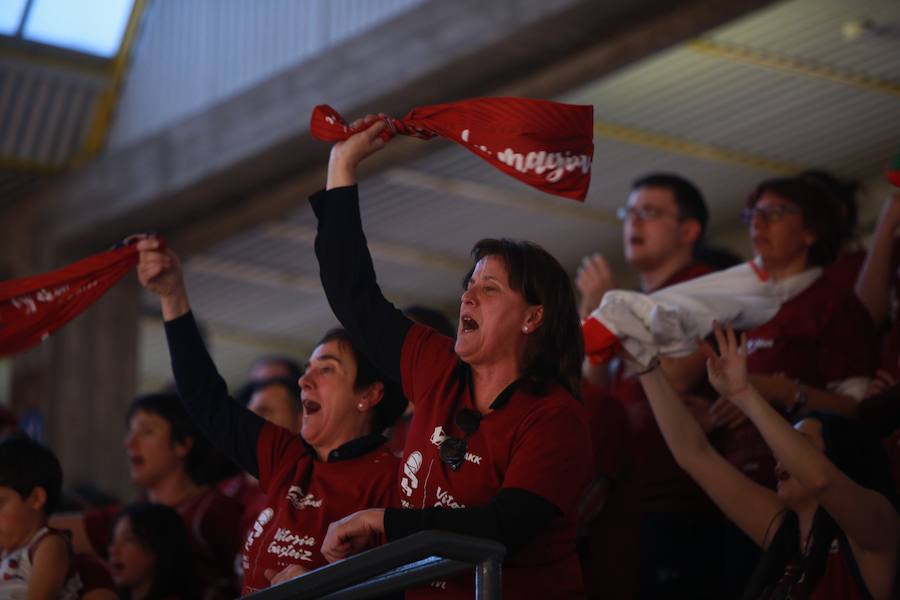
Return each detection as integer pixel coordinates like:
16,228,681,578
139,0,900,390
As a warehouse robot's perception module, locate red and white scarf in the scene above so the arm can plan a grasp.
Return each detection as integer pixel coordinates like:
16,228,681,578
310,97,594,201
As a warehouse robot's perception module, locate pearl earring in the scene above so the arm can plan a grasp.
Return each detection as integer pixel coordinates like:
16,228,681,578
522,326,528,333
357,403,365,411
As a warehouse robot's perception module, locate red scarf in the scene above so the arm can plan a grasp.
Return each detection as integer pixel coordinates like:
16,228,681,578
0,244,140,355
310,97,594,201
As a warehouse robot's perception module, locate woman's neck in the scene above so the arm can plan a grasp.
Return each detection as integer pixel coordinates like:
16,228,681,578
470,361,520,414
761,255,810,282
146,468,203,506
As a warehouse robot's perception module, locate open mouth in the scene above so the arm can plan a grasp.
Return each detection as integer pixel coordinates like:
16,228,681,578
302,399,321,415
628,235,644,246
460,315,479,333
127,455,144,469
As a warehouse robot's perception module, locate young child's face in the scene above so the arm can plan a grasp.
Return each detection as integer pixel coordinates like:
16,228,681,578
123,410,188,489
108,516,155,590
0,486,43,550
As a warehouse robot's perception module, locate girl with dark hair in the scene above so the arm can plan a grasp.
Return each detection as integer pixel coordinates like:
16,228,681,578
312,116,592,598
639,322,899,600
108,503,192,600
133,242,405,594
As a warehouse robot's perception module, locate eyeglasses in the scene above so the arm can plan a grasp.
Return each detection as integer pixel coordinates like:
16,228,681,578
439,408,482,471
741,204,802,225
616,205,680,222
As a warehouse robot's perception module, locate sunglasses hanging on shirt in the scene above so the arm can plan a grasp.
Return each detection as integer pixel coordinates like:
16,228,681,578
439,408,482,471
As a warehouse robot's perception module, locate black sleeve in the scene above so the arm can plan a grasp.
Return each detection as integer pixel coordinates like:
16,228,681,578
310,185,413,382
164,311,265,478
383,488,560,555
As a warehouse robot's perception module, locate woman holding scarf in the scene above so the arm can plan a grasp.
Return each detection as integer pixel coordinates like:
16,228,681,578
313,116,593,599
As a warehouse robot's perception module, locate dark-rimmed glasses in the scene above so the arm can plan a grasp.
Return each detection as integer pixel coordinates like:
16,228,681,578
439,408,482,471
616,205,680,222
741,204,802,225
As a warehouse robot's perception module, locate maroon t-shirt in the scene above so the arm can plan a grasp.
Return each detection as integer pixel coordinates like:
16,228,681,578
84,487,243,600
240,421,399,595
397,324,592,599
728,273,878,488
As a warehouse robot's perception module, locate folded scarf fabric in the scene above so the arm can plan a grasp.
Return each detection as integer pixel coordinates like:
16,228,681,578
310,97,594,201
0,243,141,355
582,261,798,367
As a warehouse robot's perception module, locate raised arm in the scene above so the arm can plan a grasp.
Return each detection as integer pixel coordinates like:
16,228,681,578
639,348,783,548
311,117,413,383
136,237,264,477
711,323,900,555
855,191,900,325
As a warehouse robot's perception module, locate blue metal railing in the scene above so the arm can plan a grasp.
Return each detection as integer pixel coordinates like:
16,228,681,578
243,530,505,600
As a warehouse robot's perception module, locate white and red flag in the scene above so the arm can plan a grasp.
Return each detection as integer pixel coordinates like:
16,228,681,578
310,97,595,201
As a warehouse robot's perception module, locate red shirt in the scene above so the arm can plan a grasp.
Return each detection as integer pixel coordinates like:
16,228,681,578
84,487,243,600
730,272,878,488
241,421,399,595
398,324,592,599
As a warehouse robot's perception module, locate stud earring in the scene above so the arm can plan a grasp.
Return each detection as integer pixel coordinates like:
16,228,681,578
522,326,528,333
357,403,365,411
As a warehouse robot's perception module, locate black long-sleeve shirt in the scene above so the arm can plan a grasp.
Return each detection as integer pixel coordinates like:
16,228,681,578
310,184,559,554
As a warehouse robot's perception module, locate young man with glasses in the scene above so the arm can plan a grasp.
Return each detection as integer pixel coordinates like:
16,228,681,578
577,173,759,599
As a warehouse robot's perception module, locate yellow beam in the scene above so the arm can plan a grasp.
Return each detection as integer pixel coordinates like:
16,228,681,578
594,120,802,175
688,38,900,98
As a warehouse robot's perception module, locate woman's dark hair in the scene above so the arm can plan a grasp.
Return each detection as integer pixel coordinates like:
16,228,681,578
126,393,236,485
114,503,193,600
799,169,861,247
316,329,407,434
468,238,583,399
742,412,897,599
746,177,844,267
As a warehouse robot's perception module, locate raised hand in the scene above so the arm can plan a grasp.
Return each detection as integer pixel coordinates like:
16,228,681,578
699,322,750,401
326,115,391,189
136,236,184,298
135,235,190,320
575,253,617,320
320,508,385,563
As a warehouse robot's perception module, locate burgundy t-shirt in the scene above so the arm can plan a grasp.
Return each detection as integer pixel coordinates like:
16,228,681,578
397,324,592,599
85,488,242,600
728,273,878,488
241,421,399,595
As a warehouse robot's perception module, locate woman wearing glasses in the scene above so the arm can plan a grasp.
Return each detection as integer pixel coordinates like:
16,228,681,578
314,116,592,599
715,177,878,491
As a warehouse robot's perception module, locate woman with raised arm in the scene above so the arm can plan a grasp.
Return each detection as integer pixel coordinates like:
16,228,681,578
134,238,404,595
638,322,899,600
313,116,592,599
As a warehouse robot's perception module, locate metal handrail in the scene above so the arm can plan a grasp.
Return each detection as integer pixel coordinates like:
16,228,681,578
243,530,505,600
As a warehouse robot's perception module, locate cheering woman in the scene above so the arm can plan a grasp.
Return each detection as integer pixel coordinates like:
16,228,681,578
313,116,592,598
135,238,405,595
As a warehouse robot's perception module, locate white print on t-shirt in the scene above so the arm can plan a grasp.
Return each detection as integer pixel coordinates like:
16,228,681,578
745,337,774,355
243,507,274,552
286,485,323,509
434,486,466,509
401,451,423,497
266,528,315,562
430,580,448,589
